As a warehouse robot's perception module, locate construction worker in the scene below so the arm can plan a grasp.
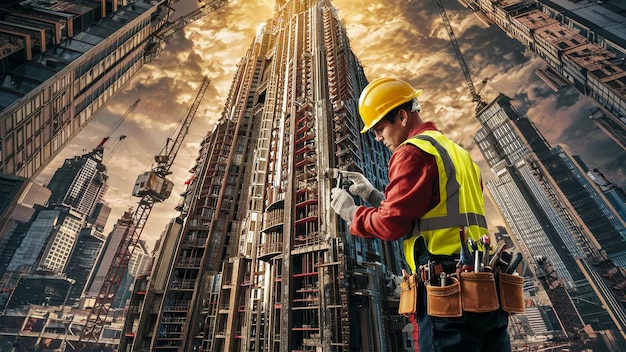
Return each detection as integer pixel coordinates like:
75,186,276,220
330,77,511,351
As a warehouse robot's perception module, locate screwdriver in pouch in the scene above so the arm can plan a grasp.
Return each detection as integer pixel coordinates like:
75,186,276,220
468,238,480,273
458,227,473,270
481,235,491,271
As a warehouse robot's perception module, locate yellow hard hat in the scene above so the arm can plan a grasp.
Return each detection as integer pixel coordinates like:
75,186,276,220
358,78,423,133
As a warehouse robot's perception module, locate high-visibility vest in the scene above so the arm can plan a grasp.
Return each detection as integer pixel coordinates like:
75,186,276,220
401,130,488,273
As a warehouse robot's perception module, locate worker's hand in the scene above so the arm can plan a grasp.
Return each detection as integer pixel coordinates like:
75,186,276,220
342,171,373,198
342,171,385,207
330,188,357,224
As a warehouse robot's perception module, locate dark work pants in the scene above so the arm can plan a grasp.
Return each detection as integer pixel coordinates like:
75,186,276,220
411,285,512,352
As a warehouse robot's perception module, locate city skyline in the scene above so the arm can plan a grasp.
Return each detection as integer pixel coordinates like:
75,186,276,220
35,0,626,250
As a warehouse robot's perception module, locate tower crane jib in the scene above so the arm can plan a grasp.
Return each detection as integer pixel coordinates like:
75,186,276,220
433,0,488,113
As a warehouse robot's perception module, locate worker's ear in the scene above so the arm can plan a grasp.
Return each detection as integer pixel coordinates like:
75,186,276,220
399,109,409,126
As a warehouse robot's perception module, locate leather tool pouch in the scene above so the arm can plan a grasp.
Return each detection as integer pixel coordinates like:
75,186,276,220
399,274,419,315
498,272,525,314
459,272,500,313
426,277,462,317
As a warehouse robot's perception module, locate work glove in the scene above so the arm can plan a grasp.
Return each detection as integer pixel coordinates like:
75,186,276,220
342,171,385,207
330,187,357,224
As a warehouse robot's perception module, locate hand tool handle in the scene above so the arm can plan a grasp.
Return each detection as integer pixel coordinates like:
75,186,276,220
505,252,523,274
459,227,472,268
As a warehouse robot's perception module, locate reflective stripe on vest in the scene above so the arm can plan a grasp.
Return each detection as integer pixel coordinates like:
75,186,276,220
401,131,487,273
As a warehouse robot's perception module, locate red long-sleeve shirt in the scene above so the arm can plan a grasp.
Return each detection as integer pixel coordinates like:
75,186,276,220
350,122,440,241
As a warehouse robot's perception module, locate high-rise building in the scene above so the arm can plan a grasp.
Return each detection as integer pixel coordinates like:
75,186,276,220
475,94,626,350
85,210,133,298
119,217,184,351
3,145,111,276
64,226,106,307
37,207,86,272
128,239,152,278
46,147,109,217
129,1,409,351
6,207,64,272
5,273,75,309
466,0,626,150
0,0,169,179
0,175,50,275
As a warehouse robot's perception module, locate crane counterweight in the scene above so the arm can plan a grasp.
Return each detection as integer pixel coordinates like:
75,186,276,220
132,171,175,201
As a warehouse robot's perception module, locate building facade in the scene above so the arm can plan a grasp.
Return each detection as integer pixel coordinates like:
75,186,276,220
6,207,63,272
1,145,110,277
47,147,109,217
475,94,626,350
467,0,626,150
0,174,50,250
127,1,410,351
588,168,626,222
64,226,106,307
85,210,132,298
0,0,169,179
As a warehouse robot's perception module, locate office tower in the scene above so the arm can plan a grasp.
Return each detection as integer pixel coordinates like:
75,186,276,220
37,207,86,272
133,1,406,351
466,0,626,150
64,226,106,307
6,207,65,272
0,175,50,277
128,240,152,279
0,0,168,179
547,144,626,265
85,210,133,298
475,94,626,350
89,201,112,231
2,145,110,276
47,147,109,218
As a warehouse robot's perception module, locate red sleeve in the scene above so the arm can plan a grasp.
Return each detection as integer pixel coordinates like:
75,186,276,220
349,145,440,241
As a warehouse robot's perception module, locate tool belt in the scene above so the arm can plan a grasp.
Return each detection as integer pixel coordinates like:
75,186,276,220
399,239,525,317
399,268,525,317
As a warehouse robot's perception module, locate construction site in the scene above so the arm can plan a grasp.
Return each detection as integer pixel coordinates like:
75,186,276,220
1,0,626,351
122,0,406,350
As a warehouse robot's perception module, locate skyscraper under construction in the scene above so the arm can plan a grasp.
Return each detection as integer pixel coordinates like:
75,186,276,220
128,1,409,351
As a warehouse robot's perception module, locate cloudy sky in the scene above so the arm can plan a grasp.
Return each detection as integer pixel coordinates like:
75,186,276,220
37,0,626,250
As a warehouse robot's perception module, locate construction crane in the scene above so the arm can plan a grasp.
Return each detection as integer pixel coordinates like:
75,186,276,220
144,0,231,62
433,0,488,113
88,99,140,164
75,77,211,349
102,135,128,164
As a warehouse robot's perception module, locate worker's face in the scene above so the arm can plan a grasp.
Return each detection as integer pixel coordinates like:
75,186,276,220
371,110,409,152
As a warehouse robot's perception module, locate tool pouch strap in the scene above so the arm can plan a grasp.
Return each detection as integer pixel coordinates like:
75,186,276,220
459,271,500,313
426,276,462,317
413,236,459,270
498,272,525,314
399,273,419,315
